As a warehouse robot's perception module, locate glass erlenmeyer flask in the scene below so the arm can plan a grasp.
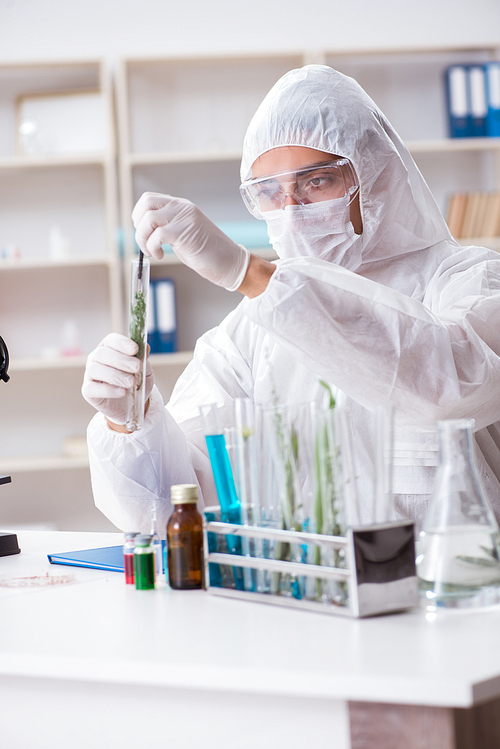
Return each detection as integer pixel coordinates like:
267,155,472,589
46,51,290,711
417,418,500,610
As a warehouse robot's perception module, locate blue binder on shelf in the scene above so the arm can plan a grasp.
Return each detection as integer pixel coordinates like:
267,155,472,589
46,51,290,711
445,64,492,138
445,65,471,138
486,61,500,137
148,277,177,354
468,65,488,137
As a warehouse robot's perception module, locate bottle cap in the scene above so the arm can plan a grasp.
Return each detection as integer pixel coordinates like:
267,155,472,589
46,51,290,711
171,483,198,504
124,532,139,541
135,534,153,547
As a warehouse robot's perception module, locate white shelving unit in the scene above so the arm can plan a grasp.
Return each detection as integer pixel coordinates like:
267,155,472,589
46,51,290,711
0,60,121,532
115,54,297,389
2,45,500,532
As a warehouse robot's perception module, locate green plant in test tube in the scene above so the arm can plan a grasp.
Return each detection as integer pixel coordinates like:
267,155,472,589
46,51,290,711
130,288,146,359
314,380,340,539
311,381,351,604
126,257,150,432
266,402,316,599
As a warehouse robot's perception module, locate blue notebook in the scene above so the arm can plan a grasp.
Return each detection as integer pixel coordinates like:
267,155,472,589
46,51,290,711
48,545,124,572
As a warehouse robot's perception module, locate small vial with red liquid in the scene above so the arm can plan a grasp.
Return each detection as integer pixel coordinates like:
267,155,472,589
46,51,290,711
123,532,139,584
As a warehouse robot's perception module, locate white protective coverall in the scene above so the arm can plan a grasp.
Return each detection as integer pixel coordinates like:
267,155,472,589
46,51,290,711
87,65,500,536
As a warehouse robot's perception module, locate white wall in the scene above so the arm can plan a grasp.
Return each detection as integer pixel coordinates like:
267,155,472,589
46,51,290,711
0,0,499,64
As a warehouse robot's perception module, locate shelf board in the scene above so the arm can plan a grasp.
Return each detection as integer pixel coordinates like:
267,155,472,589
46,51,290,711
11,352,193,373
457,237,500,251
0,454,89,474
124,139,500,166
149,351,193,366
126,150,243,166
9,355,87,372
0,255,114,272
145,247,276,267
0,153,113,170
407,137,500,154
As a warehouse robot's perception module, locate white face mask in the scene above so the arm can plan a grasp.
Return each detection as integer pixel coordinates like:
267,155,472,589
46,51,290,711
264,195,362,270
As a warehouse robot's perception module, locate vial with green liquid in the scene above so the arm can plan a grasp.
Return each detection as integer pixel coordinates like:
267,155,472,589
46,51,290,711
134,534,156,590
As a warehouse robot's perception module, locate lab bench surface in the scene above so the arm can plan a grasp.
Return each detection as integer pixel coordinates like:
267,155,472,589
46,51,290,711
1,530,500,749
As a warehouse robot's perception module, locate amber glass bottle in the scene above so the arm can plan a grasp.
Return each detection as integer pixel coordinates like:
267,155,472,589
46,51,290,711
167,484,204,590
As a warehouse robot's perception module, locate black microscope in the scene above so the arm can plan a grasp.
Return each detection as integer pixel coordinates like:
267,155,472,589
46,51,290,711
0,335,20,557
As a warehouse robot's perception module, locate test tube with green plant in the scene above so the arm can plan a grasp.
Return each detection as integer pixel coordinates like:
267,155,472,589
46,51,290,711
126,254,150,432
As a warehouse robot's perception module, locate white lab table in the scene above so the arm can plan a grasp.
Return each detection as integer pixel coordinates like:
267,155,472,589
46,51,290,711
1,530,500,749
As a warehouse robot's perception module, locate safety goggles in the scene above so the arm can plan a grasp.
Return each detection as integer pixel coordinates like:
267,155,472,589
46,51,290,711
240,158,359,220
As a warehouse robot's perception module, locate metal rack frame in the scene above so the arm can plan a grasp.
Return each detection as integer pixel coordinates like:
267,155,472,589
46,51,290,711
204,520,419,618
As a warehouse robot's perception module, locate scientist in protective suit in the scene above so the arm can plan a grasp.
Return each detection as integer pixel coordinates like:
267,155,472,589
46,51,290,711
82,65,500,534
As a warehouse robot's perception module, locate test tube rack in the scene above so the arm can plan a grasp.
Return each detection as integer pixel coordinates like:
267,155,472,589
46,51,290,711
203,517,418,618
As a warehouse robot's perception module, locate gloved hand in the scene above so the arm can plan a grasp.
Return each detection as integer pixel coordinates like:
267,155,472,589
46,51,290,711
82,333,154,426
132,192,251,292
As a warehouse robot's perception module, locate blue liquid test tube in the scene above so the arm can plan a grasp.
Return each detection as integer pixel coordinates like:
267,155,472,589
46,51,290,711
200,404,244,590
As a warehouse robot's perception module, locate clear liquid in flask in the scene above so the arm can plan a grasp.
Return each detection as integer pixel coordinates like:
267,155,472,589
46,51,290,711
417,524,500,609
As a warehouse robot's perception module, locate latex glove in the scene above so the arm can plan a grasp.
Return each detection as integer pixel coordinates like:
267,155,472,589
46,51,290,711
82,333,154,426
132,192,251,292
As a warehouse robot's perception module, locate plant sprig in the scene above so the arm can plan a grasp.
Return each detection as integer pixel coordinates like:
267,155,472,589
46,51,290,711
130,288,146,360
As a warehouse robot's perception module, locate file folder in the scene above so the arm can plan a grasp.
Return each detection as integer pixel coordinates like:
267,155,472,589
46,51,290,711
445,65,470,138
486,61,500,137
155,278,177,353
148,278,177,354
48,545,124,572
468,65,487,137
